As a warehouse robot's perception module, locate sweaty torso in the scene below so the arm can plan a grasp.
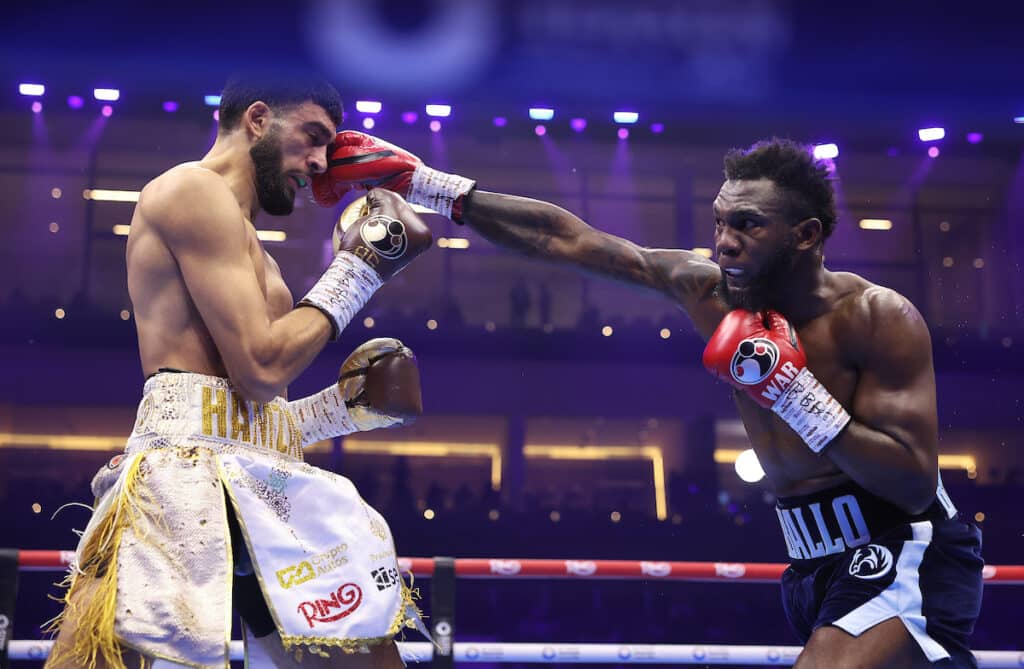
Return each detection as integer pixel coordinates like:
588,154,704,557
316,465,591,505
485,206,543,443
126,163,293,378
686,271,873,497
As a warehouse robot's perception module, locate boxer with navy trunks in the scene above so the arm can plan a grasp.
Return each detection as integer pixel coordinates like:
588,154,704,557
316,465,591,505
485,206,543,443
314,132,984,668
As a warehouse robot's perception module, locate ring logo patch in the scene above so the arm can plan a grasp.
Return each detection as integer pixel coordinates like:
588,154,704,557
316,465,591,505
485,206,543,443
730,338,780,385
297,583,363,628
848,544,894,580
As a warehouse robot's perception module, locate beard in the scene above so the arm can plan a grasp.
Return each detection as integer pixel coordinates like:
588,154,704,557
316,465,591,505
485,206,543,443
718,236,797,312
250,128,294,216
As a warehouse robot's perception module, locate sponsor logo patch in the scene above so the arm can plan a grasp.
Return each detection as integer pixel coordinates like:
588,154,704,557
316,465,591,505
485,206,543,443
640,561,671,577
276,543,349,589
371,566,400,591
277,561,317,589
489,559,521,575
360,215,408,260
565,560,597,576
730,337,780,385
848,544,894,580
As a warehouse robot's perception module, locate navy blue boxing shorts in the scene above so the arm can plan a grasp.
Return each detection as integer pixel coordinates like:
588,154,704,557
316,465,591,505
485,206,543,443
776,476,983,667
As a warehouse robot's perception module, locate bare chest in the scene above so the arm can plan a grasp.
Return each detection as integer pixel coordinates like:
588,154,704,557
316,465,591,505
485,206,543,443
248,236,293,320
734,317,861,493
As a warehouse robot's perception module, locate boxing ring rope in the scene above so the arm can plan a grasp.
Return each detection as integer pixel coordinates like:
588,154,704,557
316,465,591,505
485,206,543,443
6,552,1024,666
15,550,1024,582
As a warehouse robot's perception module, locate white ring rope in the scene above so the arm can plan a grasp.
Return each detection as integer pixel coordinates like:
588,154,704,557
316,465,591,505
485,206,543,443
6,641,1023,666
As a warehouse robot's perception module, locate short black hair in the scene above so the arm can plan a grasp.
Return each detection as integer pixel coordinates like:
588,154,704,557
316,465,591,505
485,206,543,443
217,70,344,132
723,138,838,240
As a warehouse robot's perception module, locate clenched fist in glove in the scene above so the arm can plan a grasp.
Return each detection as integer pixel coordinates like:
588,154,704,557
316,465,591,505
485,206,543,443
299,188,432,339
702,309,851,453
311,131,476,220
288,338,422,447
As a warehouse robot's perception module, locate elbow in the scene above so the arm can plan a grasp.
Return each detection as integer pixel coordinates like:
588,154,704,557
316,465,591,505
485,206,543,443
231,374,280,404
899,467,939,516
230,361,285,404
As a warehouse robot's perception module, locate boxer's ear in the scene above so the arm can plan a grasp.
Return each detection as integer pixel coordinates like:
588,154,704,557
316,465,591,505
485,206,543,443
793,217,823,251
244,101,272,140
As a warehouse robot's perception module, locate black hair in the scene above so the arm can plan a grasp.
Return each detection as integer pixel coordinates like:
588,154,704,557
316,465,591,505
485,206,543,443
723,138,838,240
217,70,344,132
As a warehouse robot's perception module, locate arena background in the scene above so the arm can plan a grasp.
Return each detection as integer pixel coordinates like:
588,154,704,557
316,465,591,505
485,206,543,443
0,1,1021,666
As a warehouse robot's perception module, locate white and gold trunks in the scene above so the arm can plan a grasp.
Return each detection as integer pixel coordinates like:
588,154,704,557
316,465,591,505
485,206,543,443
51,372,423,669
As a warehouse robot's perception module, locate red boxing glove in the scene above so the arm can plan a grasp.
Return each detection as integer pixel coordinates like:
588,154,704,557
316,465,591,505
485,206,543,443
312,131,475,220
702,309,851,453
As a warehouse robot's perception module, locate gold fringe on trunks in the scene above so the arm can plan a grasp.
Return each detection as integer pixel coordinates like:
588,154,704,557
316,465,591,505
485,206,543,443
45,456,152,669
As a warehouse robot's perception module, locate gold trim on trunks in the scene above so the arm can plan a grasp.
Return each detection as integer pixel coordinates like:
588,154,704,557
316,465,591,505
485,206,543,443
200,385,303,459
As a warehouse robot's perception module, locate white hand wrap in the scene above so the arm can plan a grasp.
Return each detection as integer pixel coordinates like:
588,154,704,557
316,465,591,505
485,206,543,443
299,252,383,340
407,164,475,219
771,367,851,453
287,383,357,448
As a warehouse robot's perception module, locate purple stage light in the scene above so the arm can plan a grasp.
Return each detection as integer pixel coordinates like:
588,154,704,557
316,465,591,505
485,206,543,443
19,83,45,96
362,117,375,130
67,95,84,109
401,111,418,124
928,146,940,158
613,111,639,124
31,101,42,114
429,119,441,132
570,118,586,132
534,124,546,136
163,101,179,113
918,127,944,142
617,128,629,140
812,143,839,160
425,104,451,118
492,116,507,127
650,122,664,134
355,100,382,114
1014,116,1024,124
101,105,113,117
529,107,554,121
94,88,120,102
966,132,983,144
213,110,220,122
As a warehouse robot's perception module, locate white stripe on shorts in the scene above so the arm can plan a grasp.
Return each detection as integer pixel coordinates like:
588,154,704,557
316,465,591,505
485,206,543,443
832,520,950,662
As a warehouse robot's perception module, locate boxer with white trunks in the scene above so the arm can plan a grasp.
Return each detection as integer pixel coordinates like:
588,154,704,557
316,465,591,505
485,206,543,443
45,73,431,669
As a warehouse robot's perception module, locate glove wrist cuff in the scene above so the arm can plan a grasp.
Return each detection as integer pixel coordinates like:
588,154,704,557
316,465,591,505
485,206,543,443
287,383,358,448
299,252,383,340
408,164,475,220
771,367,851,453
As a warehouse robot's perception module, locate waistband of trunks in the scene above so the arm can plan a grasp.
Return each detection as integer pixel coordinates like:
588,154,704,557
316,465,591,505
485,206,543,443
775,477,956,564
126,372,304,460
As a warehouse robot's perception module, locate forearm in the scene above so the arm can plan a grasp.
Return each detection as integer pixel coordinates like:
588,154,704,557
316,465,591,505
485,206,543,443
286,382,356,447
461,190,590,260
824,421,937,514
234,307,332,401
461,190,665,289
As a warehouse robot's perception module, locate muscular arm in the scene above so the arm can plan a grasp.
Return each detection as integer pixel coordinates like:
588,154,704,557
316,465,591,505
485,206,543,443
824,290,939,514
461,191,724,330
143,169,332,401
